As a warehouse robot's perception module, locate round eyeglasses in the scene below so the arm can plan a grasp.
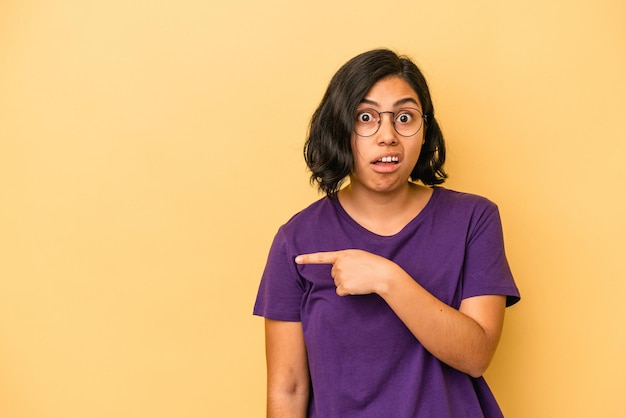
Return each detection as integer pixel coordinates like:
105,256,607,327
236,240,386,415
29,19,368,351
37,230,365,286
354,108,427,137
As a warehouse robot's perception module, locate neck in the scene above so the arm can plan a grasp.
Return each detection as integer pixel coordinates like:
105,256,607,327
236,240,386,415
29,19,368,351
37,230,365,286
337,179,434,236
339,181,415,216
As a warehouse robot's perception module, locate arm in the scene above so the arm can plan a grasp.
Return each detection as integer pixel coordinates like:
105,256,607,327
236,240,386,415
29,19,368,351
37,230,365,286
378,268,506,377
295,250,506,378
265,319,310,417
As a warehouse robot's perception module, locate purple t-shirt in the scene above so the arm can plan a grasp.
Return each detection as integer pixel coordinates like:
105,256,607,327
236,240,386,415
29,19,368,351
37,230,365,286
254,187,520,417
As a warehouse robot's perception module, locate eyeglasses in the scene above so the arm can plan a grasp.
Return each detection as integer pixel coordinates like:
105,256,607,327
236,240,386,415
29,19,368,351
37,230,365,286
354,108,426,137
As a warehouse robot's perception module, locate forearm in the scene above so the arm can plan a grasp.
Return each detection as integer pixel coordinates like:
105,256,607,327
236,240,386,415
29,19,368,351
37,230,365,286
265,319,310,418
294,249,506,377
377,270,505,377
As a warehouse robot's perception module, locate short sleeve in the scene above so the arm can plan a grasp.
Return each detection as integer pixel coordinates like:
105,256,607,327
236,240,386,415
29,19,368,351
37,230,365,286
253,227,305,321
462,203,520,307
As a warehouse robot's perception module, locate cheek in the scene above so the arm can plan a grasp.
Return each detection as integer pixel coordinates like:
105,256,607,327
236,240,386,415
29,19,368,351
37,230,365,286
350,137,365,165
407,139,424,164
416,133,426,154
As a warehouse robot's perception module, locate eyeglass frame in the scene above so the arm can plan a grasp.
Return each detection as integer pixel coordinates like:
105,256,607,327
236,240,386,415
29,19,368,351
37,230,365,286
353,108,428,138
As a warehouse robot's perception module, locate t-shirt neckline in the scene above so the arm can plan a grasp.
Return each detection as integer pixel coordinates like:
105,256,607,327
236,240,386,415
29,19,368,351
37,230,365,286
330,186,441,239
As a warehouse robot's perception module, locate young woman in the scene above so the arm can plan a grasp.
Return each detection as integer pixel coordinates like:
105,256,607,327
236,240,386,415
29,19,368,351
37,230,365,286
253,48,520,418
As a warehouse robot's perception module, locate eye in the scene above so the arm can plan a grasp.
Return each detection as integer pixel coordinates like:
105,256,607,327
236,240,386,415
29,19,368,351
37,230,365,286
356,110,376,123
396,110,414,124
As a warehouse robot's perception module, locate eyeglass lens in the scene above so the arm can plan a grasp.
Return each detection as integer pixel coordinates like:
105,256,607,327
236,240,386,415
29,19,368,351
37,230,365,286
354,108,424,137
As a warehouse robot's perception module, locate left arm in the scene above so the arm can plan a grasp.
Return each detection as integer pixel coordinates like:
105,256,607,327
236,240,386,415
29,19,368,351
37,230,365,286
379,268,505,378
295,250,506,378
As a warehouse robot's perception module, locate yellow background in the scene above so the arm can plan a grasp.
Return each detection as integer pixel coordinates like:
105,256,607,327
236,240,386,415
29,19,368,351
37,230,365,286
1,0,625,417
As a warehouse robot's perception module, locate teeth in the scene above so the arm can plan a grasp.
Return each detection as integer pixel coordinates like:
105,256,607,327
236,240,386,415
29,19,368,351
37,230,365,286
379,156,399,163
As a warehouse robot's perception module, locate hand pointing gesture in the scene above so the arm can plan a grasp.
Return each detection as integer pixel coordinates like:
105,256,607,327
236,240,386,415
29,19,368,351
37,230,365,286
295,249,403,296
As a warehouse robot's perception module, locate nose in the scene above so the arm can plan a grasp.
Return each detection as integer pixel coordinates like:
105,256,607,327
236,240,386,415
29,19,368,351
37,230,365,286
377,112,397,145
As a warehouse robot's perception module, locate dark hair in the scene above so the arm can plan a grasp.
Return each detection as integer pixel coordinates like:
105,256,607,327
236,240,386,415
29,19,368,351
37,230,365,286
304,48,447,198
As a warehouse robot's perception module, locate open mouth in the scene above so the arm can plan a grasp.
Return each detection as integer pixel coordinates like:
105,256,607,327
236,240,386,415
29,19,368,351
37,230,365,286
374,156,400,164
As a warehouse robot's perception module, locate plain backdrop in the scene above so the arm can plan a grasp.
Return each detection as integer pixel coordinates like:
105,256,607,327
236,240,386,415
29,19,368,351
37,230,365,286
1,0,625,417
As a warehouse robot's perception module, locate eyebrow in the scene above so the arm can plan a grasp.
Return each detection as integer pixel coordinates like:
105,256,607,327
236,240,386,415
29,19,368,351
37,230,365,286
359,97,420,108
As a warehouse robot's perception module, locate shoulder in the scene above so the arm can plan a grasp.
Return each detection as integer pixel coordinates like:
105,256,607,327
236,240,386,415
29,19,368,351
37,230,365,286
427,187,502,232
271,197,344,255
431,187,498,214
282,197,334,225
278,197,340,238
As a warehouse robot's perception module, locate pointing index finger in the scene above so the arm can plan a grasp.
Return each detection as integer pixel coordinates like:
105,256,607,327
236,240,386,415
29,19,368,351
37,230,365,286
295,251,340,265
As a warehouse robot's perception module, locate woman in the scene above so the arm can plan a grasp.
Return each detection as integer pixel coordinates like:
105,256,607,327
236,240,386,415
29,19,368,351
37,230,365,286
253,48,520,417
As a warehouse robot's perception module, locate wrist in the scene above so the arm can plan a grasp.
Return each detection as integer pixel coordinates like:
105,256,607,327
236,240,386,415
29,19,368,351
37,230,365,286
376,265,404,298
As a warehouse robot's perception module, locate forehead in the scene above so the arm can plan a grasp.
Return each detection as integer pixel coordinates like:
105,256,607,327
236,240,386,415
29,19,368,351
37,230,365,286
361,76,421,107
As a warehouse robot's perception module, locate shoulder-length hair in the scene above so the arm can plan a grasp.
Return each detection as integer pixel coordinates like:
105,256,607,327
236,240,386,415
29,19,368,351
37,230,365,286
304,48,447,198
